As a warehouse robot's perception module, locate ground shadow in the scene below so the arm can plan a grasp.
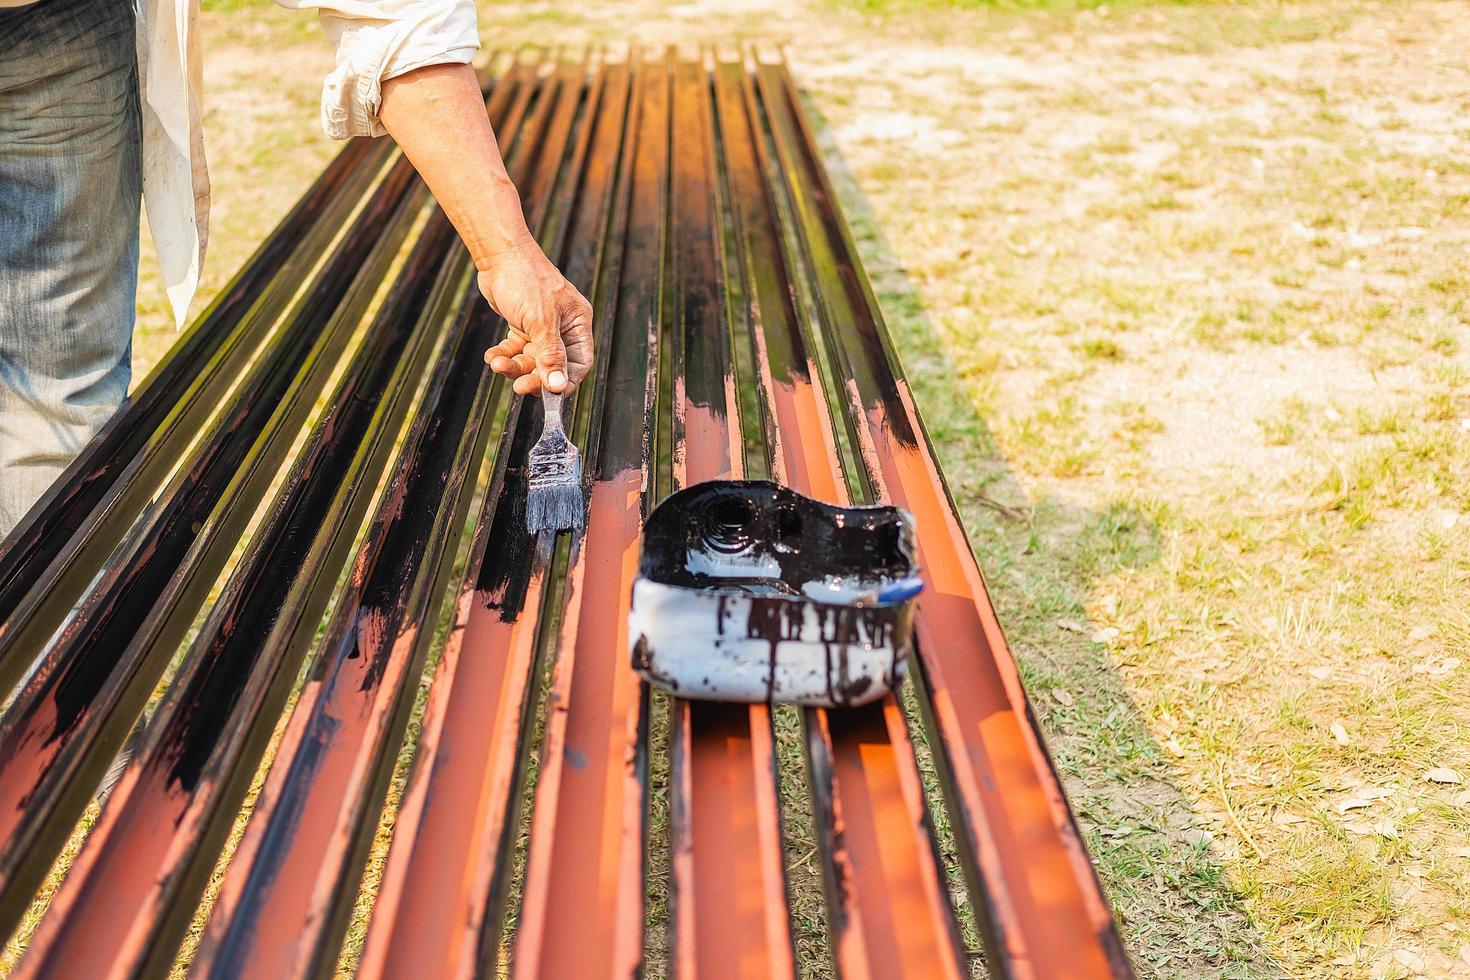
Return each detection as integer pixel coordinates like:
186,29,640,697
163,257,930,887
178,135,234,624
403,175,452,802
798,92,1286,979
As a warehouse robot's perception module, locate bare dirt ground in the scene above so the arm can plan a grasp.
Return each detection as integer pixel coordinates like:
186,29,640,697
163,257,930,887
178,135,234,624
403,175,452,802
111,1,1470,977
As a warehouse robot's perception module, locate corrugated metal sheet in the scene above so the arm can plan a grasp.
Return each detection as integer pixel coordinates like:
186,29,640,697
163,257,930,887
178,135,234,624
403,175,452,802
0,51,1131,979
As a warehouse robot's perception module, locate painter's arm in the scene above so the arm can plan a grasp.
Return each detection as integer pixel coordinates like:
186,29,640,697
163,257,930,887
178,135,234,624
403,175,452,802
282,0,591,394
379,65,592,395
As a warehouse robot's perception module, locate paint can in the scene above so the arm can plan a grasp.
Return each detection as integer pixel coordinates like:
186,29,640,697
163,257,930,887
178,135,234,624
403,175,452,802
629,480,922,707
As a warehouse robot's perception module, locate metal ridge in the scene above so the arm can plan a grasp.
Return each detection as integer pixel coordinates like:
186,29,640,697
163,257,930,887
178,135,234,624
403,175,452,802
191,58,590,980
0,135,388,638
0,148,428,947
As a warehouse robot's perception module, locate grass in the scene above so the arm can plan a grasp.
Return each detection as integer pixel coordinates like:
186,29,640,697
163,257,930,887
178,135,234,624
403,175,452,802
790,0,1470,974
17,0,1462,977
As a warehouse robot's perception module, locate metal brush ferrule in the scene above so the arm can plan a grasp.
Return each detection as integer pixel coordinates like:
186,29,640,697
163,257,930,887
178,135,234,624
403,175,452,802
540,389,565,435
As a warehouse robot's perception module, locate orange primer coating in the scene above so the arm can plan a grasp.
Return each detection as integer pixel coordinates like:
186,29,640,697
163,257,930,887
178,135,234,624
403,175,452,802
357,568,547,979
513,56,664,979
196,618,426,979
12,757,192,978
761,56,1126,977
718,57,965,980
0,698,65,859
513,471,649,978
877,397,1117,978
673,700,792,980
817,701,965,979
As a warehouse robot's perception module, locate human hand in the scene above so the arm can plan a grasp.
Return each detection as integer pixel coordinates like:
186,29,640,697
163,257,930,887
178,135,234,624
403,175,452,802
480,241,593,396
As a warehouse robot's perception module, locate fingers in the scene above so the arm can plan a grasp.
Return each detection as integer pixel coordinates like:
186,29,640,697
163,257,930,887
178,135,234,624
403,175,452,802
484,327,527,372
487,328,554,395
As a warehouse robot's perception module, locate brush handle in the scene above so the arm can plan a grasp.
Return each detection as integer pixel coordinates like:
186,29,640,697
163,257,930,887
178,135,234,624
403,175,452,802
540,389,565,436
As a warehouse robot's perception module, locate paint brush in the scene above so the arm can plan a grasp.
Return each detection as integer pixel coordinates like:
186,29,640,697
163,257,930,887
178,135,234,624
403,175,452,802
525,388,584,533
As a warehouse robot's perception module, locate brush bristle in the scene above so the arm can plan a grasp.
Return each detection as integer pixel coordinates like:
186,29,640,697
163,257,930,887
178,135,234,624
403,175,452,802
525,393,584,533
525,455,585,533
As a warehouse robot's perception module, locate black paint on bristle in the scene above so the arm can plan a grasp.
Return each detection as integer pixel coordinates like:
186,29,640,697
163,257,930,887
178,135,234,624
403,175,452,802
525,458,585,533
525,389,584,534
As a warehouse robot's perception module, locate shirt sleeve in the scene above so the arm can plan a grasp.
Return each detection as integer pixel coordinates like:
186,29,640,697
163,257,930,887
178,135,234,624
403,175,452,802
277,0,480,139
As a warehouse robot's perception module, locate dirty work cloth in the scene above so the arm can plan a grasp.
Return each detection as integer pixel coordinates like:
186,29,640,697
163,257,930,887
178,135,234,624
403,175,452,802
0,0,141,537
0,0,478,327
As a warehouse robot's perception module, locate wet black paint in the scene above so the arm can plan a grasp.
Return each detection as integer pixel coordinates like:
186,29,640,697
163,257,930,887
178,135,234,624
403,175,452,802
473,395,541,621
640,480,914,593
160,212,460,795
755,63,921,452
13,156,424,758
0,136,386,638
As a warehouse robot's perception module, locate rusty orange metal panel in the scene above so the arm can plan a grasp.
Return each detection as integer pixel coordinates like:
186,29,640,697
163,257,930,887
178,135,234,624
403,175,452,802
0,50,1133,980
357,61,635,980
11,71,518,980
713,58,968,980
190,63,585,980
807,703,968,978
756,60,1132,979
511,56,663,980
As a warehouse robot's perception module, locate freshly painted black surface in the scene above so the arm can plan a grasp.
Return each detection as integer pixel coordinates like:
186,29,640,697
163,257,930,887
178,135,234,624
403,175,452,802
0,154,429,948
0,137,392,670
161,211,460,795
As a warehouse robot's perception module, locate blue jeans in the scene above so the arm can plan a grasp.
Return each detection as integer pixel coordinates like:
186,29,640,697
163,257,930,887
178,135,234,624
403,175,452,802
0,0,141,537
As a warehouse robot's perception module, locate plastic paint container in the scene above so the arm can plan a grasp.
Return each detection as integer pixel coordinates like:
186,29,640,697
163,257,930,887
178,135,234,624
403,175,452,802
629,480,922,708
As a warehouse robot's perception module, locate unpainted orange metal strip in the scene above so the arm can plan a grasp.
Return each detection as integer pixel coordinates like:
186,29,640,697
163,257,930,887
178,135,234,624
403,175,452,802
357,60,634,980
664,53,794,980
715,57,967,979
511,56,662,980
757,60,1131,979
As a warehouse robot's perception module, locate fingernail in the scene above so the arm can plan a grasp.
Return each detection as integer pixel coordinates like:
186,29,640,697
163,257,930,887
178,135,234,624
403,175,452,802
548,370,566,390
